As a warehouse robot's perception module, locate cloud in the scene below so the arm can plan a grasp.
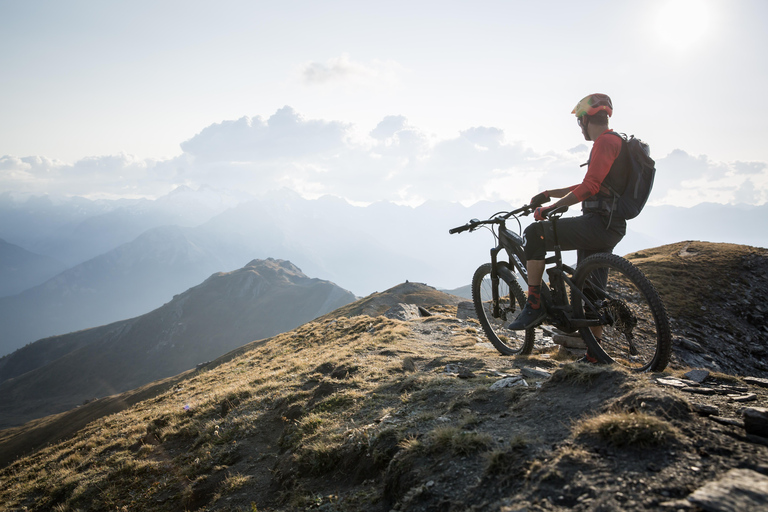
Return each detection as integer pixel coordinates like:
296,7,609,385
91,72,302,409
299,54,403,88
651,150,768,206
370,115,407,140
0,154,162,199
179,106,351,162
460,126,505,149
2,107,767,207
733,161,768,175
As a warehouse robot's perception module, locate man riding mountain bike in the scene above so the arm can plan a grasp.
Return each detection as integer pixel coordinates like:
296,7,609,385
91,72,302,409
507,93,632,363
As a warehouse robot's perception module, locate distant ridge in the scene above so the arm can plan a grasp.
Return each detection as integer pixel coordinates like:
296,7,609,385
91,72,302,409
0,238,65,298
0,259,355,428
322,281,465,320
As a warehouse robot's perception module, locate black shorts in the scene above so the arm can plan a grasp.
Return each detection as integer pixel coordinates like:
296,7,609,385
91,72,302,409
523,212,626,263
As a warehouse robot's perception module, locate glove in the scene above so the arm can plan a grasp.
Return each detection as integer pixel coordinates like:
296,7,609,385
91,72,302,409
534,206,551,221
530,191,550,207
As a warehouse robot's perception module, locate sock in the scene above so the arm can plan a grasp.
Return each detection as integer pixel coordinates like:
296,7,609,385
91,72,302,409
527,284,542,310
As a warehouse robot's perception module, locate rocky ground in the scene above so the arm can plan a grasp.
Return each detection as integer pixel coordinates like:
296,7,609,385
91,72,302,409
367,307,768,512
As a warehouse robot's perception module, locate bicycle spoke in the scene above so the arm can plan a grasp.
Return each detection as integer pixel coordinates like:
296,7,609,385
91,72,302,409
574,254,671,372
472,263,534,355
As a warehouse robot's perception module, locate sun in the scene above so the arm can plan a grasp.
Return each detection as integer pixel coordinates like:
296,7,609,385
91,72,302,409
655,0,711,51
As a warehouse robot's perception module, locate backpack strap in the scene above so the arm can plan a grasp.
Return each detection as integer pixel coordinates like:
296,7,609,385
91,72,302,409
601,132,628,197
598,132,628,230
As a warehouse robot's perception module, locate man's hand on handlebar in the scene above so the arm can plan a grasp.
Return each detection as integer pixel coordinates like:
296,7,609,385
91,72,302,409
533,206,550,221
530,191,550,207
533,204,569,221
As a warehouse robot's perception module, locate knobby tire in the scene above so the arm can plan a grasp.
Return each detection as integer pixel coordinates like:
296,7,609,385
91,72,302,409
572,253,671,372
472,262,535,356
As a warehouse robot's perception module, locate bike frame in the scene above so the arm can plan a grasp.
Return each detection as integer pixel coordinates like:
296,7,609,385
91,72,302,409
486,209,606,334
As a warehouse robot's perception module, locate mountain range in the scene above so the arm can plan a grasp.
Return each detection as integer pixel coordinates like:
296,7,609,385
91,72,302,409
0,258,355,428
0,238,66,297
1,187,766,356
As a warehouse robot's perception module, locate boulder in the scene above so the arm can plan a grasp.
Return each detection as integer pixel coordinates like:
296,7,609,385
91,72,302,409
688,468,768,511
743,407,768,438
457,301,477,320
684,369,710,383
384,303,422,321
552,333,587,349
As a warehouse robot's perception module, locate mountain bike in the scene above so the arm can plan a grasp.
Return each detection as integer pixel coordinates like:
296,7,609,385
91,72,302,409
449,203,671,372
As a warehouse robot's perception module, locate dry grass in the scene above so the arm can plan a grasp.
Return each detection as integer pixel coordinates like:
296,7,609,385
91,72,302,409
573,411,680,448
427,426,494,456
549,361,629,386
0,313,501,511
625,241,762,319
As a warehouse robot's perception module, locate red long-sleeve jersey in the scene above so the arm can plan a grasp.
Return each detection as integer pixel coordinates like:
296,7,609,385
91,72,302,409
568,129,624,201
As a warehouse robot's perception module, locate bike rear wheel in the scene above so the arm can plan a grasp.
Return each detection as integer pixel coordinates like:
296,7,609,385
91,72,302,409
572,253,671,372
472,262,534,355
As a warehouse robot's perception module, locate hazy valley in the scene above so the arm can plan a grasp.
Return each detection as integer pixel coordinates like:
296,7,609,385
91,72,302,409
1,188,767,356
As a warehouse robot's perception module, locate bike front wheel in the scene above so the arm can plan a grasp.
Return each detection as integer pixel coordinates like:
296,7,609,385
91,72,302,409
572,253,671,372
471,262,534,356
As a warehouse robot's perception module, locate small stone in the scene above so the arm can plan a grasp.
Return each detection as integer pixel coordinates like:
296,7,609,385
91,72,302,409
744,376,768,388
684,369,710,383
721,384,749,393
521,367,551,379
709,416,744,428
729,393,757,403
682,387,716,395
743,407,768,437
457,367,476,379
552,333,587,349
456,302,477,320
659,498,695,509
445,363,461,374
692,403,720,416
490,377,528,390
688,469,768,511
657,378,687,388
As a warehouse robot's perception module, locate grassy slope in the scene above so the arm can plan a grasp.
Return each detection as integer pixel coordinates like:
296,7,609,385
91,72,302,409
624,240,765,319
0,311,721,512
0,315,432,510
1,242,766,511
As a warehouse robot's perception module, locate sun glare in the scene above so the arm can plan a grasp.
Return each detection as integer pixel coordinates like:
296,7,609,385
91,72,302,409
655,0,711,51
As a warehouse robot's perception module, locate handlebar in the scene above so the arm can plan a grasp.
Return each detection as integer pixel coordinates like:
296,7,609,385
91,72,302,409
448,203,569,234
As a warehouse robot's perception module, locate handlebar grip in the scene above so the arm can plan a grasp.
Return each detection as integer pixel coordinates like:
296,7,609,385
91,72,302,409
449,226,467,234
545,205,569,218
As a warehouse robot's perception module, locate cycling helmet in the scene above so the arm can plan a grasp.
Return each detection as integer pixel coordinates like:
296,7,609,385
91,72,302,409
572,93,613,119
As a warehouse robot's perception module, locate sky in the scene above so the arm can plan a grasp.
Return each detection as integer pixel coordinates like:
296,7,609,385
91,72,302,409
1,0,767,207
